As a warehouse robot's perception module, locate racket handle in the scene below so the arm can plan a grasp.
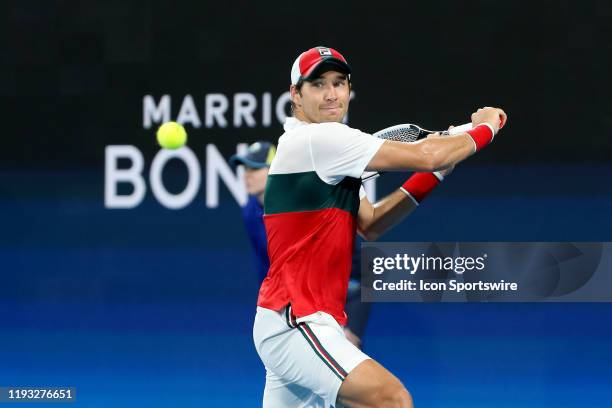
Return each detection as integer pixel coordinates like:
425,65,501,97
361,170,380,181
449,114,506,135
447,123,472,135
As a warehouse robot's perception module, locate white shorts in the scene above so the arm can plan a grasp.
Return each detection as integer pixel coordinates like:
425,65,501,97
253,305,370,408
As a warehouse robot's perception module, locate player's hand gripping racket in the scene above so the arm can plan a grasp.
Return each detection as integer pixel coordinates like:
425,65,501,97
361,122,473,181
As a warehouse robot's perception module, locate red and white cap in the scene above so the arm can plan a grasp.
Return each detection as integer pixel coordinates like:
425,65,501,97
290,46,351,85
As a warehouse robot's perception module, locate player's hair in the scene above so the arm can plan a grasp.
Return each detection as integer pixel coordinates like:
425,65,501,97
290,80,304,116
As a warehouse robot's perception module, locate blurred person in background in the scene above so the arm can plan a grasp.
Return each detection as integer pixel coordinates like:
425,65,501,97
230,141,276,285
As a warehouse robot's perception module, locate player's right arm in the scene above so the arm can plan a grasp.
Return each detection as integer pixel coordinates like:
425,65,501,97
366,107,506,173
358,107,507,240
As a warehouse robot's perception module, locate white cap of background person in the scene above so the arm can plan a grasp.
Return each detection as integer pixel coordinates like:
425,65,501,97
229,141,276,169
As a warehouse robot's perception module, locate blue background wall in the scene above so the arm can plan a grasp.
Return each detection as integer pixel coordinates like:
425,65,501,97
2,165,611,407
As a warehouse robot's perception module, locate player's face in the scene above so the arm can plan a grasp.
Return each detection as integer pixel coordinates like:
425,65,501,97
292,71,350,123
244,166,269,196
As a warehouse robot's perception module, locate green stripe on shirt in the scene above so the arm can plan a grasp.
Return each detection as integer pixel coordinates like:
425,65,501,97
264,171,361,216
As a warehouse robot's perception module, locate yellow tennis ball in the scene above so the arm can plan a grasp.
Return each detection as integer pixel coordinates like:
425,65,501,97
156,121,187,149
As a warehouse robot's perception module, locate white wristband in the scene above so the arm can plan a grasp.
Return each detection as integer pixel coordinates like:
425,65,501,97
399,187,420,206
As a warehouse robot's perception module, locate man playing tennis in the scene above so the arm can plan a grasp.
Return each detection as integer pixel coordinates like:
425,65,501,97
253,46,507,408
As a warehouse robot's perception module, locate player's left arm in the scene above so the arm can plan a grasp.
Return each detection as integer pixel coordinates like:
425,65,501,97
358,133,455,241
357,190,418,241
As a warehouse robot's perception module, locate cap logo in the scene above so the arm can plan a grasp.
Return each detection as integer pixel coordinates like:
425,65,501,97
318,48,332,56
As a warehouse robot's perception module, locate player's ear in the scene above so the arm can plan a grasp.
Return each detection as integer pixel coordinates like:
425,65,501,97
290,85,301,106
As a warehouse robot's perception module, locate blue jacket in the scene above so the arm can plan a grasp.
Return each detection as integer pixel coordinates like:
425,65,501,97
242,195,270,283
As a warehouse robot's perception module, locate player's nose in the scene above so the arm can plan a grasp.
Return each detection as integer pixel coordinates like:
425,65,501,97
324,84,338,100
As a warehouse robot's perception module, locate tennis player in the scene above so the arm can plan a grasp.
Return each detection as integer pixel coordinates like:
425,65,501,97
253,46,507,408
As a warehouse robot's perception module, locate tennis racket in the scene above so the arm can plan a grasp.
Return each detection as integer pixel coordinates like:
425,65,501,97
361,122,473,181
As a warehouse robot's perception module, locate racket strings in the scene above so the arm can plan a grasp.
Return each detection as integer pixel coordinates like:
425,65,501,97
376,127,422,143
362,123,453,181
